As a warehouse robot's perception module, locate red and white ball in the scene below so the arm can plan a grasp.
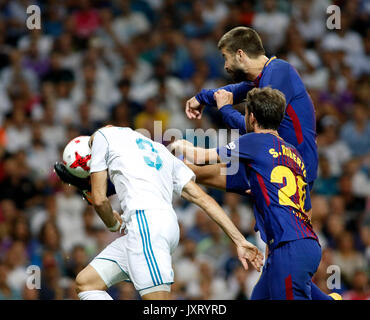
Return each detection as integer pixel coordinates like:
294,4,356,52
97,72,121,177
62,136,92,178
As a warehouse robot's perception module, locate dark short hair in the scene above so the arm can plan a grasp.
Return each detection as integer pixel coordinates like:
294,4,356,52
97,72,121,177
246,87,286,130
217,26,265,58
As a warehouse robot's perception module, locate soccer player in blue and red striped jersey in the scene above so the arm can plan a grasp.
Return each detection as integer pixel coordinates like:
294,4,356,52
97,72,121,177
183,27,342,300
172,87,333,299
185,26,317,191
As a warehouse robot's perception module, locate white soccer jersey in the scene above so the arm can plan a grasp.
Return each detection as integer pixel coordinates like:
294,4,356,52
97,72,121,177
89,126,195,217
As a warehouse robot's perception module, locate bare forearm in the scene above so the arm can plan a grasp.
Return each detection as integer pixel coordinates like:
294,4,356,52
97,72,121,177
182,183,246,246
198,195,247,246
187,163,226,190
183,146,219,165
93,198,116,228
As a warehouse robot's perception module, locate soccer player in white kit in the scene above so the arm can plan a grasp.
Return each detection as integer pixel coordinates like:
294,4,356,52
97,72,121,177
74,126,263,300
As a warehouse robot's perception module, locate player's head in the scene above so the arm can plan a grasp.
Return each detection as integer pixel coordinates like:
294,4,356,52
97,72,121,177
218,27,265,81
245,87,286,133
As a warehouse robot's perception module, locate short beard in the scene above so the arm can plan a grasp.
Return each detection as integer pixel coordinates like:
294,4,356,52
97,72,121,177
229,67,248,83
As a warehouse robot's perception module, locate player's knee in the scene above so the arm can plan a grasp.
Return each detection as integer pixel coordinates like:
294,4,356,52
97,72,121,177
75,266,106,293
75,270,89,293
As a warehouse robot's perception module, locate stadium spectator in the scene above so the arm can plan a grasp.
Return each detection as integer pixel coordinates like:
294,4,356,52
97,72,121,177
317,115,352,176
340,104,370,158
313,155,339,196
252,0,290,54
332,231,367,287
3,241,28,292
342,270,370,300
112,0,150,45
55,184,87,253
0,262,21,300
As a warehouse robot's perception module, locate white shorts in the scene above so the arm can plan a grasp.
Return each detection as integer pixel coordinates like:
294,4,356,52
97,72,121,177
90,209,179,295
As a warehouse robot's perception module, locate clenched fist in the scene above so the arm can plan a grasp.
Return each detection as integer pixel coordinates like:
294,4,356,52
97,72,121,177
169,139,194,156
213,89,233,110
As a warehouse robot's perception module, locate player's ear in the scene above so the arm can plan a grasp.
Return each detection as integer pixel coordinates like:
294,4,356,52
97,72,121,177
235,49,244,63
88,135,94,149
250,112,257,126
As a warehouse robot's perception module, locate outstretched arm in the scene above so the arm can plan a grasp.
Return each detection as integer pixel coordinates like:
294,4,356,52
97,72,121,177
187,163,227,191
195,82,253,107
170,139,220,165
181,180,263,272
186,82,252,134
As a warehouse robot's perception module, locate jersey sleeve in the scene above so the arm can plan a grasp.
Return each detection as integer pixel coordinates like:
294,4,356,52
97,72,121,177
195,81,254,107
218,104,247,134
216,134,256,193
216,134,255,163
90,131,109,173
172,156,196,197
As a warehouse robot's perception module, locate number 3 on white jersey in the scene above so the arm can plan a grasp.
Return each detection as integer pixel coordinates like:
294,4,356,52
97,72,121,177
136,138,163,170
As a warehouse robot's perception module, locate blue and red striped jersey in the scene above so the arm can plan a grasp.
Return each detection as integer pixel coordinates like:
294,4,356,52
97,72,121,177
217,132,318,250
196,57,318,184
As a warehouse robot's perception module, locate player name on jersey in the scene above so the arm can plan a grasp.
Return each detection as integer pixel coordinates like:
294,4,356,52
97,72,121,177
269,144,306,178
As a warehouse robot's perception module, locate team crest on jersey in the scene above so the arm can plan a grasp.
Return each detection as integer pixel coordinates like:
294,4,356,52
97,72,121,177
226,141,236,150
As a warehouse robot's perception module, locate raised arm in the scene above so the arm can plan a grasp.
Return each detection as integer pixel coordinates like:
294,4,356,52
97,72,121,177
181,180,263,271
214,89,247,134
186,82,252,135
195,81,253,107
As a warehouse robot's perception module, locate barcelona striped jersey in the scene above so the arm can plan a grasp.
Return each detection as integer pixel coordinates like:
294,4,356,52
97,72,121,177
217,132,319,250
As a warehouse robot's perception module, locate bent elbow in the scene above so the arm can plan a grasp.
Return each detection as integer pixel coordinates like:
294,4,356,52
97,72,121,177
92,196,108,208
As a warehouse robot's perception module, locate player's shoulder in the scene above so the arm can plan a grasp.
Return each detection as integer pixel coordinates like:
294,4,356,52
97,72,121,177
267,58,303,87
98,125,133,137
240,132,287,148
269,58,292,73
94,126,134,145
235,132,268,151
239,132,266,143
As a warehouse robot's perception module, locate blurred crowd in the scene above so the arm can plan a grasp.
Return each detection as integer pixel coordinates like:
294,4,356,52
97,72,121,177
0,0,369,300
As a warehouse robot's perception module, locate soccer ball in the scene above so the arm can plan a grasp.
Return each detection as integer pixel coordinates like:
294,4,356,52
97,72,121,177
62,136,91,178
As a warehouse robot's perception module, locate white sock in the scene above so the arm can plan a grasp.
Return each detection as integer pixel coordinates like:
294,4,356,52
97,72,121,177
78,290,113,300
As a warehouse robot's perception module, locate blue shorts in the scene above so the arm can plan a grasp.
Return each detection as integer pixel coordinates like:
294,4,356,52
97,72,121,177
251,238,321,300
